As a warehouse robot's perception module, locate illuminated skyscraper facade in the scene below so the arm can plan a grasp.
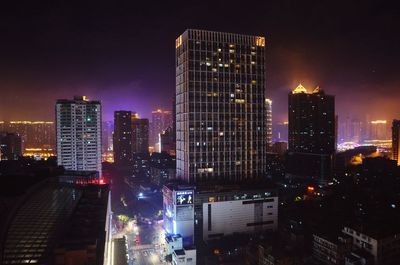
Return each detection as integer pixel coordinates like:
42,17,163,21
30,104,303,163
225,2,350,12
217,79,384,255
265,98,272,152
287,84,335,182
56,96,102,173
113,111,132,165
392,119,400,165
176,29,266,183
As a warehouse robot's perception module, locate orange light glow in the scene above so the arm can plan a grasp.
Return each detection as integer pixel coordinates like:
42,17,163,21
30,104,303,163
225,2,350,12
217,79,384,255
370,120,387,124
255,36,265,47
307,186,315,192
175,35,182,48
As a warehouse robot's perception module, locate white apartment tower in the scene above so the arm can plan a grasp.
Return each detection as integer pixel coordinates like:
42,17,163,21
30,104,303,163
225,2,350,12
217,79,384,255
56,96,102,173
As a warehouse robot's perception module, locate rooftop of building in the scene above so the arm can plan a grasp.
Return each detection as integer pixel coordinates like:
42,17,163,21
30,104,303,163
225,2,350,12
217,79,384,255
164,179,276,194
166,234,182,243
313,229,352,245
56,96,101,104
174,246,196,256
344,220,400,239
291,83,328,95
174,249,186,256
0,178,109,264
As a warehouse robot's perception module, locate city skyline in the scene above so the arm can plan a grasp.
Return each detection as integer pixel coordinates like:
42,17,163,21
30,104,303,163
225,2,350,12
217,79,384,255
1,2,399,122
2,2,400,264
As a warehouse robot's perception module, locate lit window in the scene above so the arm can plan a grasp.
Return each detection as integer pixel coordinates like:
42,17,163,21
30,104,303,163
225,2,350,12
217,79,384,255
175,35,183,48
255,36,265,47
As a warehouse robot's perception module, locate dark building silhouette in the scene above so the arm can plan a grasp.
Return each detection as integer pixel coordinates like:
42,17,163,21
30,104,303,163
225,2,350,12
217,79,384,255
0,132,22,160
287,84,336,183
176,29,267,183
160,127,175,155
131,114,149,154
392,119,400,165
113,111,132,165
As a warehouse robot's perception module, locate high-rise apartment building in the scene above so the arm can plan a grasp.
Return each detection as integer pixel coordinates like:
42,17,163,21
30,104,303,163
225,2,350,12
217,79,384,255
150,109,172,148
113,111,132,165
56,96,102,173
176,29,266,183
392,119,400,165
266,98,272,152
367,120,390,140
287,84,335,182
131,114,149,154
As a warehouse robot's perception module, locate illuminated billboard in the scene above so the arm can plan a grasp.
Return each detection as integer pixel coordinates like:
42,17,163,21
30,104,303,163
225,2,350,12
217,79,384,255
176,190,193,206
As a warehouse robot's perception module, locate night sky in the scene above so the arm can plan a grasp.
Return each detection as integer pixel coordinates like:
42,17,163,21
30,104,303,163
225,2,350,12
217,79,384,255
0,1,399,122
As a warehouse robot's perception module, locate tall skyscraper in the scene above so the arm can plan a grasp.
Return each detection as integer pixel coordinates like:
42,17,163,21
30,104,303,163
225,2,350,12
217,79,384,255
113,111,132,165
150,109,172,148
176,29,266,183
56,96,102,173
131,114,149,154
392,120,400,165
265,98,272,152
287,84,335,182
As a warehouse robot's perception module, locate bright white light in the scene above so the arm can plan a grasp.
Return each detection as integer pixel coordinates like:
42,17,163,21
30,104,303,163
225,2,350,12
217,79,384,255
173,220,177,234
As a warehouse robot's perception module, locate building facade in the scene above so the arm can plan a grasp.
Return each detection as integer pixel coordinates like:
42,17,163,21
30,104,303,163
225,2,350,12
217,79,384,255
160,127,175,155
176,29,267,183
150,109,172,148
102,121,113,161
131,115,149,154
392,119,400,165
193,185,278,242
266,98,272,152
312,233,352,265
113,111,132,165
287,84,335,182
163,185,195,247
56,96,102,173
343,226,400,265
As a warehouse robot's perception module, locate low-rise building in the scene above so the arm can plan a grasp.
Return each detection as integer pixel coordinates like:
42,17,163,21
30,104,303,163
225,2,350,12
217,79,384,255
193,183,278,242
312,232,352,265
258,243,294,265
342,225,400,265
172,248,196,265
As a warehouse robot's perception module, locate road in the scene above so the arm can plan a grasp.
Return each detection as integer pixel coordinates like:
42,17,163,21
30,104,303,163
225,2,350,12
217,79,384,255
125,222,166,265
105,166,165,265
